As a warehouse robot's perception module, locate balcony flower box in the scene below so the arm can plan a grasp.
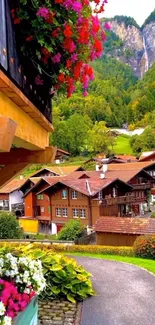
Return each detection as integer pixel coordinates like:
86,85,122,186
13,296,38,325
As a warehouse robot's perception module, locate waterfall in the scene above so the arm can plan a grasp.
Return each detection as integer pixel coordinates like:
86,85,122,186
142,35,149,73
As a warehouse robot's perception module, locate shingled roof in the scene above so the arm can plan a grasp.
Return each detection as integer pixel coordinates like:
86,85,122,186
94,217,155,235
0,179,26,194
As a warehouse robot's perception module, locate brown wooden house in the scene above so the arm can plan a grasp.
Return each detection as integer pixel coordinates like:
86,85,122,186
94,216,155,246
21,175,132,234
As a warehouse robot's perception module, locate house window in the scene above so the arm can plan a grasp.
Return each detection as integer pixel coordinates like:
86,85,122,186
62,208,68,217
56,208,61,217
41,207,44,213
80,209,86,218
71,191,78,199
4,200,9,207
48,206,51,213
37,194,44,200
0,200,3,207
113,187,116,198
62,190,67,199
73,209,79,218
98,191,103,200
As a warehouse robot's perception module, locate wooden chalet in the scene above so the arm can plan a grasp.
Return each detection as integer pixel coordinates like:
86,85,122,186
95,216,155,246
0,0,60,189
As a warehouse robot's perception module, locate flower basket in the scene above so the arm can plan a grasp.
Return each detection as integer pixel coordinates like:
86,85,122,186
13,296,38,325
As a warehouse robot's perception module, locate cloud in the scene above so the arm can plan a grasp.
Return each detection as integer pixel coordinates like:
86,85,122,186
104,0,155,26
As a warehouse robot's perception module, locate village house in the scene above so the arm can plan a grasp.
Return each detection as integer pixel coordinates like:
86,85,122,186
94,216,155,246
0,178,25,216
19,173,134,234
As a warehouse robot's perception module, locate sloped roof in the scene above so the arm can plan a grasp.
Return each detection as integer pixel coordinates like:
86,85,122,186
38,177,131,197
139,151,155,162
107,161,155,171
30,165,82,178
0,179,26,194
116,155,137,161
94,217,155,235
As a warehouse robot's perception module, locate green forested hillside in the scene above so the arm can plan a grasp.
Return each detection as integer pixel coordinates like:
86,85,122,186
127,63,155,127
50,24,155,156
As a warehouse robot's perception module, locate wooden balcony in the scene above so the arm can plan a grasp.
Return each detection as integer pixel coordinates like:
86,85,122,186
0,0,52,124
132,183,151,190
101,195,146,206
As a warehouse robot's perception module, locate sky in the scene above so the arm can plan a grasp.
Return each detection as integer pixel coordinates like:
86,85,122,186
103,0,155,26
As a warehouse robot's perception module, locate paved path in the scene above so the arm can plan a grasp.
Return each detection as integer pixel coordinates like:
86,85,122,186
74,256,155,325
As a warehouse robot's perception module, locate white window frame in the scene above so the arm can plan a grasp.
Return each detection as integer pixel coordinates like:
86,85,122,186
80,209,86,218
62,190,67,199
71,190,78,199
73,208,79,218
37,194,44,200
98,191,103,200
62,208,68,217
56,208,61,217
41,206,44,213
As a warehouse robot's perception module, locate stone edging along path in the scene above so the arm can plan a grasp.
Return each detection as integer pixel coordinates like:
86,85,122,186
39,300,82,325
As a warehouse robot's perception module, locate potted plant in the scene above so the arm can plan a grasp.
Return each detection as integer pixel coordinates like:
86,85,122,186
0,253,46,325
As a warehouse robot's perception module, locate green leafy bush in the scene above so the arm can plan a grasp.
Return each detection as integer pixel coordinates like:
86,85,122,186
133,235,155,259
151,213,155,218
0,244,94,303
0,212,22,239
57,220,85,241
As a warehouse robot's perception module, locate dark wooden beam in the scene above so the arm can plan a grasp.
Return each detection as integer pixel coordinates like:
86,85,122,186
0,146,57,164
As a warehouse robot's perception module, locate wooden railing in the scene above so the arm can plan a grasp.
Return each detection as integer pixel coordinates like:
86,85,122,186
101,195,146,206
0,0,52,122
132,183,151,190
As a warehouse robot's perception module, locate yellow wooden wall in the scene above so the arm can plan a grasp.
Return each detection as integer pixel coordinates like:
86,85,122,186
19,218,38,233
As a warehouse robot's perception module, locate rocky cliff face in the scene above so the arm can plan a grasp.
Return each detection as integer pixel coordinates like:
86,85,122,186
109,19,155,78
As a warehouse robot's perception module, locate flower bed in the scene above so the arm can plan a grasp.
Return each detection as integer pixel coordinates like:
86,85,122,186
0,244,94,303
11,0,110,97
0,253,46,325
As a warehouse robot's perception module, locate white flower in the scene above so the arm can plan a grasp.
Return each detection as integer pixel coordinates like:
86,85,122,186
24,288,30,294
0,301,5,316
2,316,12,325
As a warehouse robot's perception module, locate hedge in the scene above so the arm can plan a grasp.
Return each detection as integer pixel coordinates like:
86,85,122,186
0,242,134,256
52,244,134,256
133,235,155,259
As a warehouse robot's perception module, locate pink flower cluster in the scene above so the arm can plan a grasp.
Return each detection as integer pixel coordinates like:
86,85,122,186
0,280,35,320
17,0,111,97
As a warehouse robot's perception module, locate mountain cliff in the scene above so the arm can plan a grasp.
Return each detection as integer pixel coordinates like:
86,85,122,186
104,11,155,78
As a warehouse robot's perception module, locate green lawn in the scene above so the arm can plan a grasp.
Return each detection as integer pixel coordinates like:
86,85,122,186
113,135,133,155
67,252,155,275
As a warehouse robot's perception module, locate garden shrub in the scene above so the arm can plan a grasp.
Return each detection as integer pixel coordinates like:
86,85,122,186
0,212,22,239
133,235,155,259
57,220,85,241
151,212,155,218
0,244,94,303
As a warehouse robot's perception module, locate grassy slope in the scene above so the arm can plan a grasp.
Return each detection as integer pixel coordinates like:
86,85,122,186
113,135,133,155
67,252,155,275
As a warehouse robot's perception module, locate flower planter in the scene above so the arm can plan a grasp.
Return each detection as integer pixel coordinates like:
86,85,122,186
13,296,38,325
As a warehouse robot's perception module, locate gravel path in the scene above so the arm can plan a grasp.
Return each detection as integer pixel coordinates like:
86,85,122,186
74,256,155,325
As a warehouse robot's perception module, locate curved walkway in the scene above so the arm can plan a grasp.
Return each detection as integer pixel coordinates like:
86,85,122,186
74,256,155,325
